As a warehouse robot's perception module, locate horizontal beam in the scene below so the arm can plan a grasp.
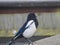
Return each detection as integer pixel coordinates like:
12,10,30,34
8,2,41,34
0,8,58,14
0,0,60,2
0,1,60,7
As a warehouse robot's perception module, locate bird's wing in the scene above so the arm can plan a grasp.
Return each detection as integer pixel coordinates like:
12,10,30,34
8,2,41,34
13,33,21,40
25,20,34,29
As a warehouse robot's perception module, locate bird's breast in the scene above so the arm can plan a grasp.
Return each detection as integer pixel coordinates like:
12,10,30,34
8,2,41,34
23,22,36,38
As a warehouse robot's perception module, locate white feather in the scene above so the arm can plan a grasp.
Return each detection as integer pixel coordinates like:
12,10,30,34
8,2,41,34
23,20,36,38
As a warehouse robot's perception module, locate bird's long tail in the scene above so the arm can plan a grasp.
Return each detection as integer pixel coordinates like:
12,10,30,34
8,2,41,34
8,32,21,45
8,41,13,45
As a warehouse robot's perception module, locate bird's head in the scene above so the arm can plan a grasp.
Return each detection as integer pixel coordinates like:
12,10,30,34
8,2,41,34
27,13,38,28
27,13,37,21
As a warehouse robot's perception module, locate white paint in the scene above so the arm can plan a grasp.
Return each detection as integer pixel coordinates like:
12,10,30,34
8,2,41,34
13,30,17,34
23,20,36,38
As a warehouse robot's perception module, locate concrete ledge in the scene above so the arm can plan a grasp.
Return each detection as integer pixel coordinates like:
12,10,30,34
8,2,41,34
0,35,60,45
33,34,60,45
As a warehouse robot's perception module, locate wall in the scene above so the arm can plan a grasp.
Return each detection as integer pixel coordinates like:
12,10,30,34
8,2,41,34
0,12,60,37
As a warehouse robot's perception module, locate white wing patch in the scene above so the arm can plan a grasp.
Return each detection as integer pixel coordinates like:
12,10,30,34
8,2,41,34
25,20,34,28
23,20,36,38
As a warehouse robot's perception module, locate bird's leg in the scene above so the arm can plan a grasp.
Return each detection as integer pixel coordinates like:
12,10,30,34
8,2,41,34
24,38,34,45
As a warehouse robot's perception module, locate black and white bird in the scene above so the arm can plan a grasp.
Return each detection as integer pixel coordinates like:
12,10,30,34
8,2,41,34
8,13,39,45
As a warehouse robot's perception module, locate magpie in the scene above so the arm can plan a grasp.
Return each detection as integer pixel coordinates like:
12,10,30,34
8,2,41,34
8,13,39,45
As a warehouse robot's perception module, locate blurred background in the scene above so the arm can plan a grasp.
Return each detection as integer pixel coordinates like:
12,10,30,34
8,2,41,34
0,0,60,45
0,12,60,37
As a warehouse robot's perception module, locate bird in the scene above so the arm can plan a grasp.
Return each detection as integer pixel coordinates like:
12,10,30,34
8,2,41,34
8,13,39,45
